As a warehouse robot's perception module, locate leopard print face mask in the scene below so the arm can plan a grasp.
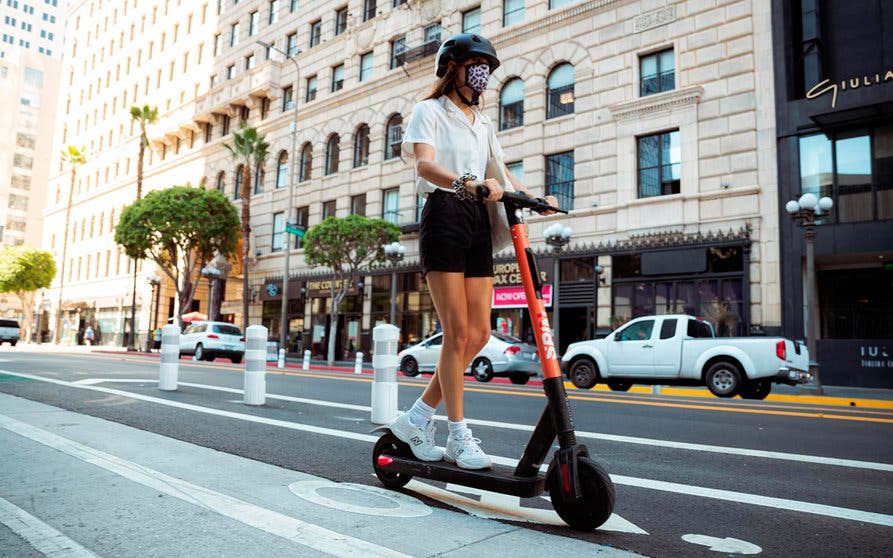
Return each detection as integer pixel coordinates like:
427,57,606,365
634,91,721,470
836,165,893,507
464,62,490,93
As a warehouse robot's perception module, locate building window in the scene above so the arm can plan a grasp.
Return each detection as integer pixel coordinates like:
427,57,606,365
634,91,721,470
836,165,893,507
638,130,681,198
503,0,524,26
234,164,244,199
547,63,574,119
299,142,312,181
799,126,893,223
359,51,373,82
269,0,279,24
363,0,377,22
335,7,348,35
286,32,298,55
309,20,321,47
549,0,575,8
390,36,406,69
382,187,400,224
499,78,524,130
282,85,294,110
261,97,271,119
306,75,317,101
640,48,675,97
424,22,441,44
353,123,370,167
290,0,299,13
214,33,222,56
385,114,403,159
205,122,214,143
252,164,262,194
325,134,340,175
331,63,344,91
230,22,239,47
227,64,236,79
351,194,366,216
506,161,523,183
272,211,284,251
221,115,231,136
322,200,336,219
546,151,574,210
294,205,309,248
797,0,823,96
276,150,288,188
245,53,255,70
216,171,226,192
462,7,481,34
248,11,259,36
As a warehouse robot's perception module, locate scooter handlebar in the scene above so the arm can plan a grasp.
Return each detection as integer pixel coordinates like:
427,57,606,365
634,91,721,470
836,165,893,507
476,185,568,214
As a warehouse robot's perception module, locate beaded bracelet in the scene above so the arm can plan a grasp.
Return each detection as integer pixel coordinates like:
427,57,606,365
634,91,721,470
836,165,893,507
451,172,478,202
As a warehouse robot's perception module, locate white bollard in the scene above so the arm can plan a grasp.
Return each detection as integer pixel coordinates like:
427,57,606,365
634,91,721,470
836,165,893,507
371,324,400,424
277,348,285,368
302,349,311,370
652,385,661,395
354,352,364,374
243,325,267,406
158,324,180,391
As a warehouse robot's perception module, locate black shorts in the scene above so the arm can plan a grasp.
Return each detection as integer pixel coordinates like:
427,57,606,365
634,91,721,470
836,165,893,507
419,189,493,277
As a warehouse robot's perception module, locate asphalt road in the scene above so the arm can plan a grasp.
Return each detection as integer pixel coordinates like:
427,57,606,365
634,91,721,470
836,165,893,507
0,348,891,558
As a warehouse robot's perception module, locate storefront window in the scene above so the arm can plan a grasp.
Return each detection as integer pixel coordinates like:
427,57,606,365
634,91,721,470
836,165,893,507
561,257,595,282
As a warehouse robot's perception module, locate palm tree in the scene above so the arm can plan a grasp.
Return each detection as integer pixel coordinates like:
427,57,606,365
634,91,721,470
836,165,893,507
126,105,158,350
224,123,269,332
55,146,86,344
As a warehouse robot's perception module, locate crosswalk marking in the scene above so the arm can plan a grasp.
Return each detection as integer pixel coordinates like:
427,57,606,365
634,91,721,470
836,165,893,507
0,495,102,558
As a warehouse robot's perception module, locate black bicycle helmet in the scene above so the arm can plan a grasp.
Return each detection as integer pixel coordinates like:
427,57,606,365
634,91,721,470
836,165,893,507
435,33,500,78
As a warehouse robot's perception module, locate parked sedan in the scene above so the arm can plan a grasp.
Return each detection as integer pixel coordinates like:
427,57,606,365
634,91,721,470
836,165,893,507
179,321,245,363
399,331,541,384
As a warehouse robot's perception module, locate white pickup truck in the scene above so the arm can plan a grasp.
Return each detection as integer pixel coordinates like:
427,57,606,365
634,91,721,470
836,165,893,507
560,314,811,399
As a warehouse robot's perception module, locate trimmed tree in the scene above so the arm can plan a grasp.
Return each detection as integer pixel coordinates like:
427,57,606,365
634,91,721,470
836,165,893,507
303,215,401,365
0,246,57,342
224,123,269,331
114,185,240,328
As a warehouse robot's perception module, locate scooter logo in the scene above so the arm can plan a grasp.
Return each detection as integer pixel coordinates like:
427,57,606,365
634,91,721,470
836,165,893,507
536,312,556,360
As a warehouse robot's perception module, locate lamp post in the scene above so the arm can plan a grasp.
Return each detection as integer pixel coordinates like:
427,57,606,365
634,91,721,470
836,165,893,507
384,242,406,325
202,265,221,322
785,192,833,394
145,274,161,352
544,223,572,354
594,260,605,337
258,39,301,356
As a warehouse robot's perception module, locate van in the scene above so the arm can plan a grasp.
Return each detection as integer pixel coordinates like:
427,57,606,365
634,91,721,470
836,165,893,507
0,319,21,346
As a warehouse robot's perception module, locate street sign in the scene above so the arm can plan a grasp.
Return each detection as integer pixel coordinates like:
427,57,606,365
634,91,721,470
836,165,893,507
285,222,305,237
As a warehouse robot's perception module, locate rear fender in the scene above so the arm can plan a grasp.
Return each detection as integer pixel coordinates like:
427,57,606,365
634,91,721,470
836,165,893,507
694,346,756,380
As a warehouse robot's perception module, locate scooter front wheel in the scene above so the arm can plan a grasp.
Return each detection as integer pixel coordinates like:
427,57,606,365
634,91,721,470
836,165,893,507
372,433,413,489
548,456,615,530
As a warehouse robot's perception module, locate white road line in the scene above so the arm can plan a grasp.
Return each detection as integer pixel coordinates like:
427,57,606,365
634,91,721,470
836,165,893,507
0,413,410,558
0,495,102,558
68,376,893,473
3,371,893,527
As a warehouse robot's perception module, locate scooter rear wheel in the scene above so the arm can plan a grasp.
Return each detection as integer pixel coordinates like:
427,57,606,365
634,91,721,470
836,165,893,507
373,433,413,489
548,456,615,531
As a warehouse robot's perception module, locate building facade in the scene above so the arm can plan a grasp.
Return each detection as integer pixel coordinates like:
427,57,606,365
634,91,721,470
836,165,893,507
0,0,66,333
772,0,893,388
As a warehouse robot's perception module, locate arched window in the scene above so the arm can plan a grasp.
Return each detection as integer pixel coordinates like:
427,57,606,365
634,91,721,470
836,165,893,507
353,124,369,167
385,114,403,160
234,164,244,199
253,163,264,194
299,143,312,181
275,150,288,188
216,171,226,192
499,77,524,130
547,63,575,119
325,134,340,175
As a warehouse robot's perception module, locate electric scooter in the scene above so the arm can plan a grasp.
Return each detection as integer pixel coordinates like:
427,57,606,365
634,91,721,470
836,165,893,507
371,188,615,530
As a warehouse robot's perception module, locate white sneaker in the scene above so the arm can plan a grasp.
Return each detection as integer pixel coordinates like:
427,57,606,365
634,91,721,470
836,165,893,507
389,412,444,462
444,430,492,470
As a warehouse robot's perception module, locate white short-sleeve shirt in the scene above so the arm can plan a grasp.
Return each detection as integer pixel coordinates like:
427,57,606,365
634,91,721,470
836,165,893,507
401,96,505,197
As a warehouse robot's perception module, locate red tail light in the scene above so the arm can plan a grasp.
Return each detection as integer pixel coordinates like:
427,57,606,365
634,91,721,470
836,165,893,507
207,334,219,339
239,337,245,342
504,346,521,356
776,340,786,360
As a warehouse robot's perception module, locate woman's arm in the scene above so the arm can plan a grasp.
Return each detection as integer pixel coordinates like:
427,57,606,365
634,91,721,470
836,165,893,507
413,143,503,201
502,162,559,214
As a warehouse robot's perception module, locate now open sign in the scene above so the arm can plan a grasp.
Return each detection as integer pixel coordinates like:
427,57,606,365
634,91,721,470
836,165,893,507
492,285,552,309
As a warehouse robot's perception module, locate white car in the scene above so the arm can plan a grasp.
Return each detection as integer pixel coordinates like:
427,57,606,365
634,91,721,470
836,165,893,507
399,331,541,384
561,314,811,399
0,319,20,346
179,321,245,363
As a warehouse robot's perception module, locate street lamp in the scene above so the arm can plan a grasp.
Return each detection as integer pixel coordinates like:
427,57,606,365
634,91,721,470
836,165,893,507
544,223,572,354
785,192,833,394
258,39,301,356
145,274,161,352
201,266,221,321
384,241,406,325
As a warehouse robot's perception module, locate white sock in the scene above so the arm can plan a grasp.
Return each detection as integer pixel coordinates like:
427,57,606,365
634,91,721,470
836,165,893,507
448,419,470,439
407,398,436,429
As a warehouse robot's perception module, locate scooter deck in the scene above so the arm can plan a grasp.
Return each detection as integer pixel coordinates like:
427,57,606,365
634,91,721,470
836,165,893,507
379,453,546,498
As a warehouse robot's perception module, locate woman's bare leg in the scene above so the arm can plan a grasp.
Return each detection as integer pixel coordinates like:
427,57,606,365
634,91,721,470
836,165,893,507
463,276,494,362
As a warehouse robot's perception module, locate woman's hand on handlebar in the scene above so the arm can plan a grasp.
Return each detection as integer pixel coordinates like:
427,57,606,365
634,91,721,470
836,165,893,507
472,178,504,202
538,194,559,215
